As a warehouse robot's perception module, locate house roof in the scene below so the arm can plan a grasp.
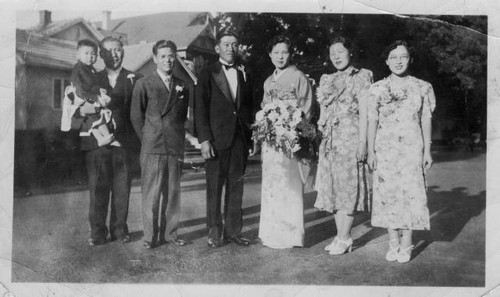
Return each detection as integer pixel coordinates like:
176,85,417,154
93,42,197,84
30,17,105,41
17,30,197,84
98,11,214,46
93,42,158,71
16,29,77,70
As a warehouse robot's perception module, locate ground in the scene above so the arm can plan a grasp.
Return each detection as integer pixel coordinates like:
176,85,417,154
11,149,485,289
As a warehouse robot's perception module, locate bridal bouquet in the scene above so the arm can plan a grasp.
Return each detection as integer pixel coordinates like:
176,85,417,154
252,92,319,161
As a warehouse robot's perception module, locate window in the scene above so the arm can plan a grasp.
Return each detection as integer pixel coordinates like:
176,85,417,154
53,78,71,109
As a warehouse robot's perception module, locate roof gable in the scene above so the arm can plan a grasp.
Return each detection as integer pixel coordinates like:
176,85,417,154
102,12,214,45
32,17,104,42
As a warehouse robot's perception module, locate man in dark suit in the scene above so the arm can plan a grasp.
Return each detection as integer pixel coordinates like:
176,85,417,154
130,40,189,249
73,36,142,245
195,29,255,248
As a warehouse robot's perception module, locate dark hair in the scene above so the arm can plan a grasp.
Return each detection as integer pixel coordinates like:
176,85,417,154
267,34,294,55
382,40,413,60
77,39,97,51
327,35,355,54
152,40,177,56
99,36,123,50
216,28,239,44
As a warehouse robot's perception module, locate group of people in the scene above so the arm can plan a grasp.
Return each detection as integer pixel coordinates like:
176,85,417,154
64,26,435,264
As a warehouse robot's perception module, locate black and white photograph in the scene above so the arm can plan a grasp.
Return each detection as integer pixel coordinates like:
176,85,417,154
1,0,499,296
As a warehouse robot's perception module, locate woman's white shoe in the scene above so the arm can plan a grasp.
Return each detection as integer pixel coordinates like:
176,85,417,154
397,245,414,263
385,239,399,262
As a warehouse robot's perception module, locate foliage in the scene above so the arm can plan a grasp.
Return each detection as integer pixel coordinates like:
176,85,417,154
206,12,486,137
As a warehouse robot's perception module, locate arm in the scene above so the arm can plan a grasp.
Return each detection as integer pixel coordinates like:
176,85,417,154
130,78,147,143
422,83,436,170
367,118,378,171
422,115,432,170
366,83,379,171
194,67,215,159
356,70,374,162
296,72,313,118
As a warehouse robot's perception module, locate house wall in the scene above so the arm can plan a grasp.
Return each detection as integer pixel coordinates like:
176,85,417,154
15,55,28,130
24,65,71,131
15,64,85,192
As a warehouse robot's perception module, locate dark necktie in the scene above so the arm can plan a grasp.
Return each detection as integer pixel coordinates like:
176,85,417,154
223,64,236,70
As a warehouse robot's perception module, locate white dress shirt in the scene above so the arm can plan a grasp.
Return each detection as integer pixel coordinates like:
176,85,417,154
220,58,238,101
156,69,172,91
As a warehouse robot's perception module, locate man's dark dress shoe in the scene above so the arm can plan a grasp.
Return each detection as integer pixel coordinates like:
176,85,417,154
169,238,188,247
111,235,131,243
120,235,131,243
225,236,252,246
143,241,157,249
207,238,222,248
88,238,106,246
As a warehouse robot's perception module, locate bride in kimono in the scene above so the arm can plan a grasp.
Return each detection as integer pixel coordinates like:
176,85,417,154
252,35,313,249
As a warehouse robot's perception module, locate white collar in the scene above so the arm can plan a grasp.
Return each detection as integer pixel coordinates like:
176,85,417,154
273,66,290,81
156,69,172,82
219,58,235,67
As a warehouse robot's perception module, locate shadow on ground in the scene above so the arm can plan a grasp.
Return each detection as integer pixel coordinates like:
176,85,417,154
354,187,485,261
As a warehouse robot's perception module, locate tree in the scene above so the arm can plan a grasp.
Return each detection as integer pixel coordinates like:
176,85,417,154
208,13,486,141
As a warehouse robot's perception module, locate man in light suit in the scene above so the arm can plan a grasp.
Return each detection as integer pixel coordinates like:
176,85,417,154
195,29,255,248
131,40,189,249
73,36,142,245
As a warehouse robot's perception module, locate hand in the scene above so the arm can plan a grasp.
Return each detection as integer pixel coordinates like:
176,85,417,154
356,141,367,163
201,141,216,159
98,93,112,107
367,151,377,171
79,101,98,116
249,142,260,157
64,85,75,96
423,151,433,171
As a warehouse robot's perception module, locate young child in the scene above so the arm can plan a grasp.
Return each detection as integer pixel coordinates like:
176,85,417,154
69,39,115,147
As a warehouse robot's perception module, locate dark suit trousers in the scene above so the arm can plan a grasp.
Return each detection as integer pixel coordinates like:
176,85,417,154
85,146,131,241
140,153,181,243
205,135,247,240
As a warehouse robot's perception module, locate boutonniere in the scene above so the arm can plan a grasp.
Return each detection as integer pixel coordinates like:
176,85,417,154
237,65,247,82
175,85,185,99
127,73,136,84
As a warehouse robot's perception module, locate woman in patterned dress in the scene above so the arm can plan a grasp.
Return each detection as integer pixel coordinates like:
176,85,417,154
366,40,435,263
314,36,373,255
253,35,313,249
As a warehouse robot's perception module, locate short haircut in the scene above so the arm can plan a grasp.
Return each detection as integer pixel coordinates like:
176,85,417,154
327,35,356,55
382,40,413,60
77,39,97,51
99,36,124,50
152,40,177,56
267,34,294,55
216,28,239,44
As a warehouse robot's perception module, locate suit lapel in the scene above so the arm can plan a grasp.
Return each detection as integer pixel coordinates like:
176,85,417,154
162,76,182,116
236,69,245,110
213,62,236,108
152,72,170,112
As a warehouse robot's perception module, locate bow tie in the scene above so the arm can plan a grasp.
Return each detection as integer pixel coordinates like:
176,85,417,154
223,64,236,70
